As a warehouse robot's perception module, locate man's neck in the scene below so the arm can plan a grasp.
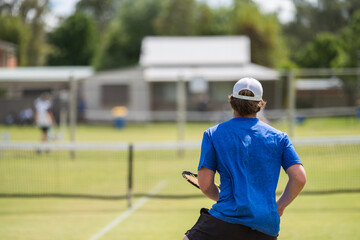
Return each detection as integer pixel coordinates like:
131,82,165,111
233,111,257,118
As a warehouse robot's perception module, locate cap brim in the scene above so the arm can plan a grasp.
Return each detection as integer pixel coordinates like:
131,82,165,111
232,94,262,101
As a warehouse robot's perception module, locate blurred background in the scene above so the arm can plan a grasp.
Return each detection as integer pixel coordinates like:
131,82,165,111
0,0,360,126
0,1,360,240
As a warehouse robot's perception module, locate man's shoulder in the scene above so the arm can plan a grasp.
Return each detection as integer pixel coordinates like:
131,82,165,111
256,121,289,143
205,123,220,135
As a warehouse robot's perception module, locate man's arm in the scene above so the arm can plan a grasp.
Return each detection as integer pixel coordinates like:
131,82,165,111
198,167,220,201
277,164,306,216
49,111,57,127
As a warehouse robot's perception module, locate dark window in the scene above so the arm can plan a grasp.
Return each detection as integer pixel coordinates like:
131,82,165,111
23,89,52,98
102,85,129,107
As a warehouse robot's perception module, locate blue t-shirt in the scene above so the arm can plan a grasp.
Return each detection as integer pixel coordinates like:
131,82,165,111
198,117,302,237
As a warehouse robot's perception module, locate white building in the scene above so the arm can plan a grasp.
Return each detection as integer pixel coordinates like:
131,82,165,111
84,36,281,122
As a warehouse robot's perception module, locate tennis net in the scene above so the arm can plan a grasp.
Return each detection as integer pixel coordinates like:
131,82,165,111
0,137,359,200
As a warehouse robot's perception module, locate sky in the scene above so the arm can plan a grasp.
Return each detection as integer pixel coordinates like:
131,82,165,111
48,0,296,29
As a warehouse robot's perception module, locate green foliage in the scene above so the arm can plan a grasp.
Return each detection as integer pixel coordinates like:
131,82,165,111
295,33,346,68
18,0,50,66
230,2,288,68
47,13,98,66
338,10,360,68
75,0,116,33
0,14,30,66
154,0,197,35
286,0,349,50
0,0,50,66
95,0,289,70
192,3,218,35
285,0,360,68
93,24,133,69
95,0,162,70
2,0,359,70
208,7,233,35
155,0,223,36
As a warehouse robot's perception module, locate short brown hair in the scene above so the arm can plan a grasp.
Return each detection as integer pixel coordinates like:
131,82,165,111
229,90,266,116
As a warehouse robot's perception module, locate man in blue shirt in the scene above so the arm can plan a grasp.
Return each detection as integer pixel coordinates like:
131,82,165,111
184,78,306,240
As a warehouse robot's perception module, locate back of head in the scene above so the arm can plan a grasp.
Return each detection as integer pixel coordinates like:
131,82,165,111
40,92,51,101
229,78,266,116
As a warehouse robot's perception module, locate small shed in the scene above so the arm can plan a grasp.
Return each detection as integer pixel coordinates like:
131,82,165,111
296,77,346,108
0,67,94,124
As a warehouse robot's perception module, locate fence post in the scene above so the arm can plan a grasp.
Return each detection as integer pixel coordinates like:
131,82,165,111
0,131,10,159
127,143,134,208
357,51,360,107
69,75,77,159
288,70,296,139
177,75,186,157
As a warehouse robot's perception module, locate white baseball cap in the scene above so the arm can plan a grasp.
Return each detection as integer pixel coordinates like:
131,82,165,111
232,77,263,101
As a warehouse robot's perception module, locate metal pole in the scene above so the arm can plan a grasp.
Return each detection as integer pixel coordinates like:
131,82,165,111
69,75,77,159
127,143,134,208
59,108,67,140
357,51,360,102
288,70,296,139
177,76,186,157
357,51,360,120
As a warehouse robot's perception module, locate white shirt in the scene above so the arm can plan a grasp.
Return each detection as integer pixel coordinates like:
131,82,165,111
34,98,52,127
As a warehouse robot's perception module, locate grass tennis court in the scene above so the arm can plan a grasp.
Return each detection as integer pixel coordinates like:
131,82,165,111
0,117,360,239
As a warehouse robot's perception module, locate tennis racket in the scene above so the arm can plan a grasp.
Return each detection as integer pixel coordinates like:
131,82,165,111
182,170,220,190
182,170,200,189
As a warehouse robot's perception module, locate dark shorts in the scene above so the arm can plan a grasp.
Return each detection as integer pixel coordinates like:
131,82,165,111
185,208,277,240
40,127,49,134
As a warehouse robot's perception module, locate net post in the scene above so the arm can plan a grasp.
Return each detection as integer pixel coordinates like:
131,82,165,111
127,143,134,208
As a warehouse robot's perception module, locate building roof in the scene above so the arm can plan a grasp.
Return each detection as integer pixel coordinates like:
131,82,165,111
296,77,343,90
0,40,17,54
0,66,94,82
140,36,278,82
140,36,251,67
143,63,279,82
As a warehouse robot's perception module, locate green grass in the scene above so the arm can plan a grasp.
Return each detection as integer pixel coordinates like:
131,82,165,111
0,117,360,239
0,193,359,239
1,117,360,143
101,193,360,240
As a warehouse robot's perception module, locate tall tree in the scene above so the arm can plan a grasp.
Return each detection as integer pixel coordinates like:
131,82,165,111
284,0,360,64
95,0,161,69
295,33,346,68
20,0,49,66
0,14,30,66
95,0,290,69
0,0,50,66
154,0,197,36
231,1,289,68
339,10,360,68
47,12,97,66
75,0,116,33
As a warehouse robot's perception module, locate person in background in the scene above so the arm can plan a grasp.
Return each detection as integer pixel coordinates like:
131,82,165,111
34,93,56,145
20,108,34,125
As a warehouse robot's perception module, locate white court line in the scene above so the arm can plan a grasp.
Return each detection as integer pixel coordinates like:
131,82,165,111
88,180,168,240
